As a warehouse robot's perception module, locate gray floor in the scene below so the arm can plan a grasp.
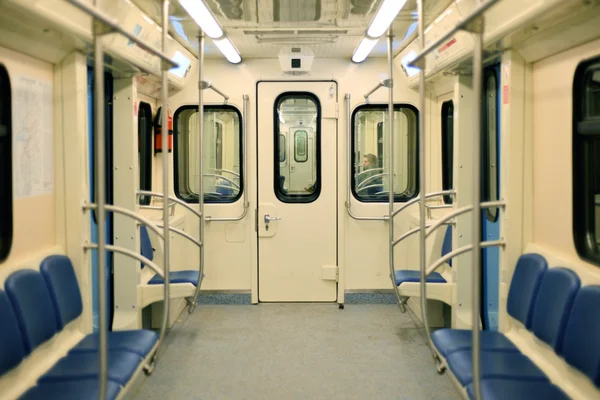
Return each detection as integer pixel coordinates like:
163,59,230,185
132,304,460,400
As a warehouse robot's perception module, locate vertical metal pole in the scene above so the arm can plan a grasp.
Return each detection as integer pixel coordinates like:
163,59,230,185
471,17,484,400
387,29,396,305
416,0,436,360
157,0,170,355
188,34,205,312
346,93,352,212
92,4,108,398
198,33,205,304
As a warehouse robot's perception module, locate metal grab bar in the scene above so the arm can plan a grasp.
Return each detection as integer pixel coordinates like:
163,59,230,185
137,191,202,220
345,93,388,222
140,201,176,216
83,204,165,241
391,224,434,248
364,79,392,99
205,95,249,223
356,173,387,190
210,169,241,179
355,167,385,179
156,224,203,249
188,34,205,313
156,0,171,366
426,204,453,210
415,0,435,367
391,190,455,218
408,0,498,69
201,81,229,101
79,0,173,393
66,0,177,70
204,174,241,190
387,29,397,318
425,201,505,240
426,241,505,277
85,243,165,278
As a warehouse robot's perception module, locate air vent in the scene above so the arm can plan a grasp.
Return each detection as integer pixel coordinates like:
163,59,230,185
292,47,302,53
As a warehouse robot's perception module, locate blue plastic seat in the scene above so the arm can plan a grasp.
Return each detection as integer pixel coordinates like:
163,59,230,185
20,379,122,400
446,350,548,386
530,268,580,352
431,329,518,358
395,226,452,287
394,270,446,286
148,270,200,286
560,286,600,388
40,255,159,358
71,330,158,358
5,270,59,354
0,291,27,375
432,253,547,358
466,379,569,400
39,351,142,386
140,225,199,286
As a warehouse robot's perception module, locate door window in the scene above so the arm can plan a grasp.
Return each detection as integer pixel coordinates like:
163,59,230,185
174,105,243,203
351,104,419,202
573,56,600,265
0,64,12,262
274,93,320,203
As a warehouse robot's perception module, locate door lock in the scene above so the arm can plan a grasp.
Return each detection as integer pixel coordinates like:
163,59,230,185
264,214,281,231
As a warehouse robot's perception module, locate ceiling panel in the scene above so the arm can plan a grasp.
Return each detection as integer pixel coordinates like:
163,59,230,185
133,0,453,60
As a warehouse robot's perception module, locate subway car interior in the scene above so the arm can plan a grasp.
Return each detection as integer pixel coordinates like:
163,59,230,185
1,0,600,399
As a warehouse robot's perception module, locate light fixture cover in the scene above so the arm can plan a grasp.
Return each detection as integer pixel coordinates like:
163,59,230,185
214,37,242,64
367,0,408,38
352,37,378,63
179,0,224,39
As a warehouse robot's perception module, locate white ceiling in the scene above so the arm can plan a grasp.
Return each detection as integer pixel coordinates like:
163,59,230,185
133,0,452,60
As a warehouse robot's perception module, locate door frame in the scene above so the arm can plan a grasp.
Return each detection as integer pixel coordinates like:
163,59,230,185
252,80,339,303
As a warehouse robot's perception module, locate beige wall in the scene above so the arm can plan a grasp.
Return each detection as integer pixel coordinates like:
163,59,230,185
0,45,59,283
531,37,600,284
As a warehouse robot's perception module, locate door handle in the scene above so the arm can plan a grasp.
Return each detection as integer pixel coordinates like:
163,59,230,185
264,214,281,231
264,214,282,223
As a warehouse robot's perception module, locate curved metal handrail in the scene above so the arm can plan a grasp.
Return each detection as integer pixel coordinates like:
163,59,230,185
84,243,165,278
213,168,240,179
425,201,505,239
392,190,455,218
356,183,385,193
204,174,240,190
356,173,387,190
391,223,434,247
137,191,202,220
84,203,165,240
425,240,505,277
355,167,384,179
156,224,202,249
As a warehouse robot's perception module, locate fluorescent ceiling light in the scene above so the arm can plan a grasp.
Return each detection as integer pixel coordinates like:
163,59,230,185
367,0,408,38
352,37,378,63
179,0,223,39
214,37,242,64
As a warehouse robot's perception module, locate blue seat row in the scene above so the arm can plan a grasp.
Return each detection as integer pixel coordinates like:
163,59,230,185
0,255,158,399
431,253,600,399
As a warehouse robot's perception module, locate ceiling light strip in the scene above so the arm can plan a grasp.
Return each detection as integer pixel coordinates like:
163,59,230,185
178,0,242,64
351,0,408,63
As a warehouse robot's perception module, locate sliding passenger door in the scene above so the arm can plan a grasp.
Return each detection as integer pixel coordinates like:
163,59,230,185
257,81,337,302
88,69,114,330
482,66,501,331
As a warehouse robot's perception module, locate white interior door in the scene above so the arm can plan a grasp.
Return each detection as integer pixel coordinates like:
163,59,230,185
257,81,337,302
